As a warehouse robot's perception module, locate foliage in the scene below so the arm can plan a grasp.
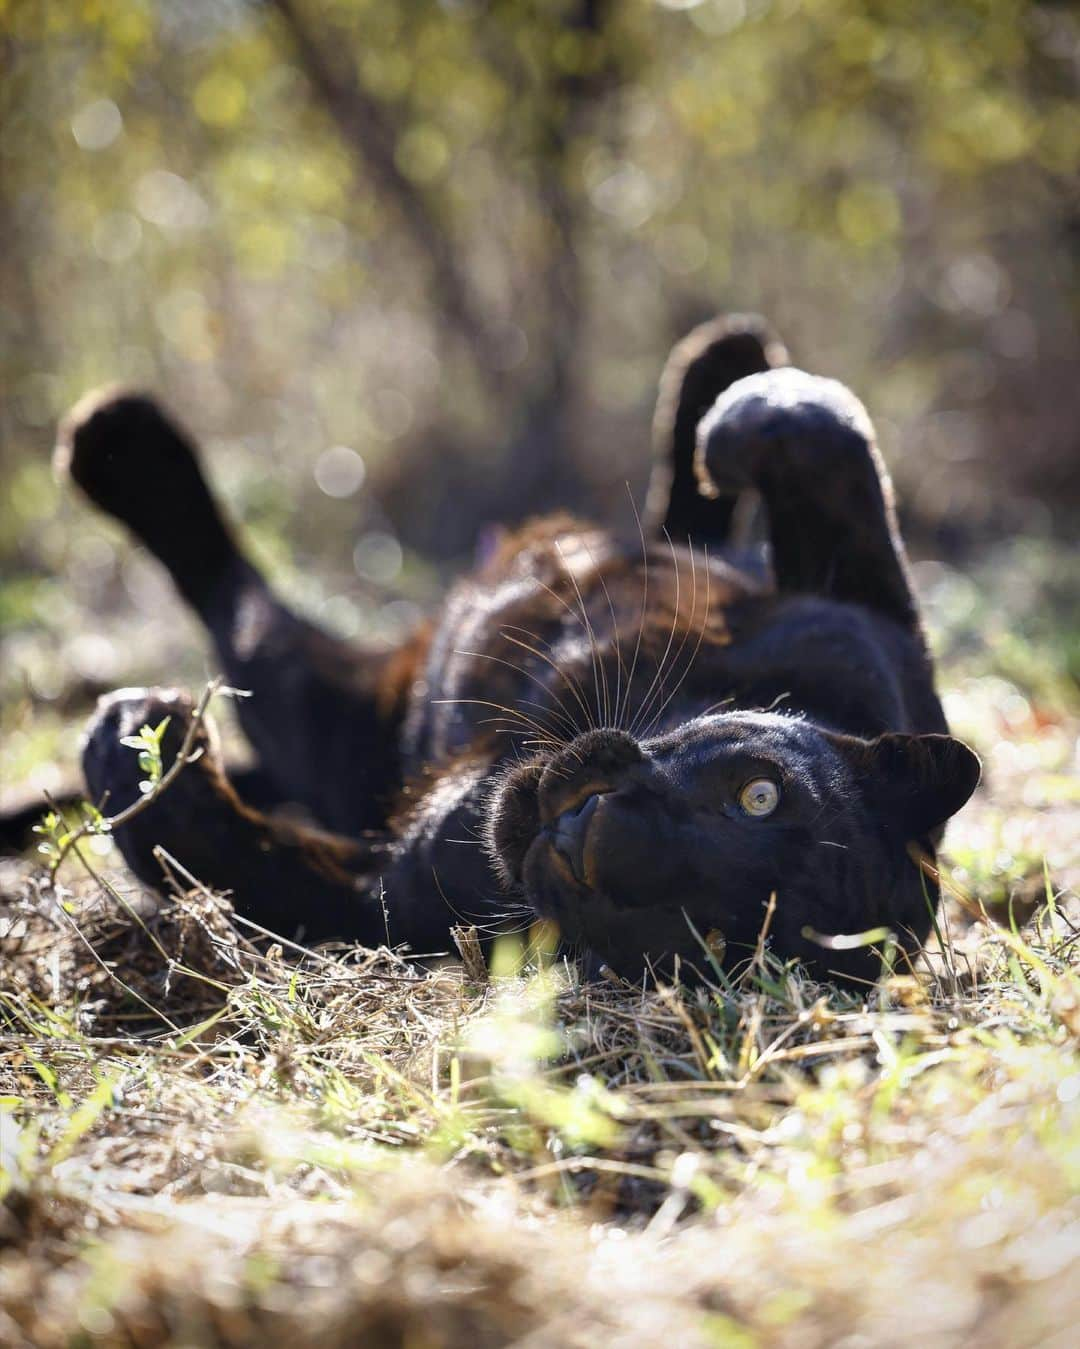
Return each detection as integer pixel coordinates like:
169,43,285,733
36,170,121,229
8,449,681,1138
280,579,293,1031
2,0,1078,580
117,715,170,794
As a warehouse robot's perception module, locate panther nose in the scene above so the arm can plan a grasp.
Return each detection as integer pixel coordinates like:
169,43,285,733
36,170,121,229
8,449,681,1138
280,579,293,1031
552,792,602,886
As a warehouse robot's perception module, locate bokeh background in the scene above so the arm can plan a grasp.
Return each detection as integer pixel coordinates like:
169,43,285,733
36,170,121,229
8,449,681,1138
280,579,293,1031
2,0,1078,891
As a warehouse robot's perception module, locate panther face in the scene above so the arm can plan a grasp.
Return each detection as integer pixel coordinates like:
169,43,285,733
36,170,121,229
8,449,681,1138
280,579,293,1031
487,714,979,983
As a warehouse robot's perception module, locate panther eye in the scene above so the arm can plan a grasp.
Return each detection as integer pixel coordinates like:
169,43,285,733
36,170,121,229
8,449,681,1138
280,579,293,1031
739,778,779,817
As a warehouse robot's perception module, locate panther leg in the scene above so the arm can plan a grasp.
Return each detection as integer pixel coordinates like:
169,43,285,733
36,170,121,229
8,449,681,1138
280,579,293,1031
696,367,921,633
81,687,388,945
84,688,505,953
645,314,787,548
56,390,422,836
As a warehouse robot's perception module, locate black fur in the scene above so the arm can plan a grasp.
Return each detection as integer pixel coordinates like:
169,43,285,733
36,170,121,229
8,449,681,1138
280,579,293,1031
62,316,979,984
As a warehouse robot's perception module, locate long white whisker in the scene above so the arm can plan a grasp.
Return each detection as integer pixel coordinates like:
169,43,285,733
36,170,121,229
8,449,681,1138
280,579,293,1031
531,579,599,732
476,721,563,753
644,542,714,737
431,696,564,747
555,539,610,729
497,627,591,741
580,537,626,737
628,527,682,738
450,648,575,744
633,533,700,737
620,484,650,732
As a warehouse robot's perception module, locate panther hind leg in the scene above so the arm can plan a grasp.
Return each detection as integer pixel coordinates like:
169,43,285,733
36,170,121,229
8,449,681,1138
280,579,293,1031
646,313,787,548
696,367,921,633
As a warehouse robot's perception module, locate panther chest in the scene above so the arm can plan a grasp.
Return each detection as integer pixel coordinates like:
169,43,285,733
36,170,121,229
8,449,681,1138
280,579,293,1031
400,534,756,772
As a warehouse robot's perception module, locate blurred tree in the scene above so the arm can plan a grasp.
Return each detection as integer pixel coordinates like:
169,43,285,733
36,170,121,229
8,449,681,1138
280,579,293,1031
1,0,1077,576
265,0,645,516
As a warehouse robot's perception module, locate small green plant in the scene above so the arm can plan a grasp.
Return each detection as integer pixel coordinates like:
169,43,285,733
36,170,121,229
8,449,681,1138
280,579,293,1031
32,801,108,869
119,716,171,795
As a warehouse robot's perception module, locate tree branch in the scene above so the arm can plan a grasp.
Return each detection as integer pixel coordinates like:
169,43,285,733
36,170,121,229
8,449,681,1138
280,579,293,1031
266,0,494,369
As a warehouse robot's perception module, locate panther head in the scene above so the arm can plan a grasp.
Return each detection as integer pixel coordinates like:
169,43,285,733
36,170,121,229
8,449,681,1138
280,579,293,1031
486,715,979,984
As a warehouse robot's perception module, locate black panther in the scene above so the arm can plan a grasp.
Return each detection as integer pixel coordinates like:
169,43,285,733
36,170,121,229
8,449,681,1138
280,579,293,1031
56,314,979,984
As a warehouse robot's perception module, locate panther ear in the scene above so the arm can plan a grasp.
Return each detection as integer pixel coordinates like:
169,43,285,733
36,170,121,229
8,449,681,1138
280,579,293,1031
833,732,981,838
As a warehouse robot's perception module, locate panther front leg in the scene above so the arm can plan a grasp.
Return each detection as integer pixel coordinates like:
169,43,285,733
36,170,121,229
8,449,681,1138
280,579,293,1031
695,367,922,633
83,688,507,953
81,688,384,944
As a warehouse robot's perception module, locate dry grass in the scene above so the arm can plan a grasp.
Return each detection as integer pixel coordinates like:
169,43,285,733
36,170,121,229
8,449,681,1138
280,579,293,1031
1,835,1078,1347
2,545,1079,1347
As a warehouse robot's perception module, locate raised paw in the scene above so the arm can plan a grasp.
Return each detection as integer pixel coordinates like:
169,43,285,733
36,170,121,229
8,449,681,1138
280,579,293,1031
694,367,878,499
56,389,238,609
80,686,236,886
647,313,787,544
692,367,918,627
81,687,218,816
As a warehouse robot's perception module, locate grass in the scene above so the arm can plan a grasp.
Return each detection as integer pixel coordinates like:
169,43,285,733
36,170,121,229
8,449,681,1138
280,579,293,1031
1,540,1078,1347
2,864,1077,1347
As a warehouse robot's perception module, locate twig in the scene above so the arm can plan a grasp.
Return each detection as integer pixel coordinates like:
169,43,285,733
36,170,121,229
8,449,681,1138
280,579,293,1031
452,924,489,988
47,678,225,874
44,873,182,1035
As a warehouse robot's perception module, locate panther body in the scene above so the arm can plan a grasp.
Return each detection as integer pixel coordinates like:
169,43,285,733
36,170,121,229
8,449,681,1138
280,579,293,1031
62,315,979,984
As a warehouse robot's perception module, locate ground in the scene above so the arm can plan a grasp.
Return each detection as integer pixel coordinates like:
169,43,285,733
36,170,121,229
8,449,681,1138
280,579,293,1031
1,536,1078,1348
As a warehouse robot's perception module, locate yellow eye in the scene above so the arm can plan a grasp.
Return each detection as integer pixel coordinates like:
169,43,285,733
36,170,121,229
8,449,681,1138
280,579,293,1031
739,778,779,817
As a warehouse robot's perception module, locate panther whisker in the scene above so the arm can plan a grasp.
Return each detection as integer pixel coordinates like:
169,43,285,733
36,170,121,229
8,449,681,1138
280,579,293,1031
643,542,715,738
449,649,575,744
482,728,567,763
431,869,535,942
457,903,534,927
499,621,596,741
430,866,483,930
433,697,564,748
499,917,547,939
497,628,591,741
473,711,559,742
627,526,683,738
619,484,651,733
477,720,562,755
579,535,628,736
509,697,578,747
546,560,606,727
634,532,703,738
453,645,573,728
555,539,610,729
531,578,600,732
